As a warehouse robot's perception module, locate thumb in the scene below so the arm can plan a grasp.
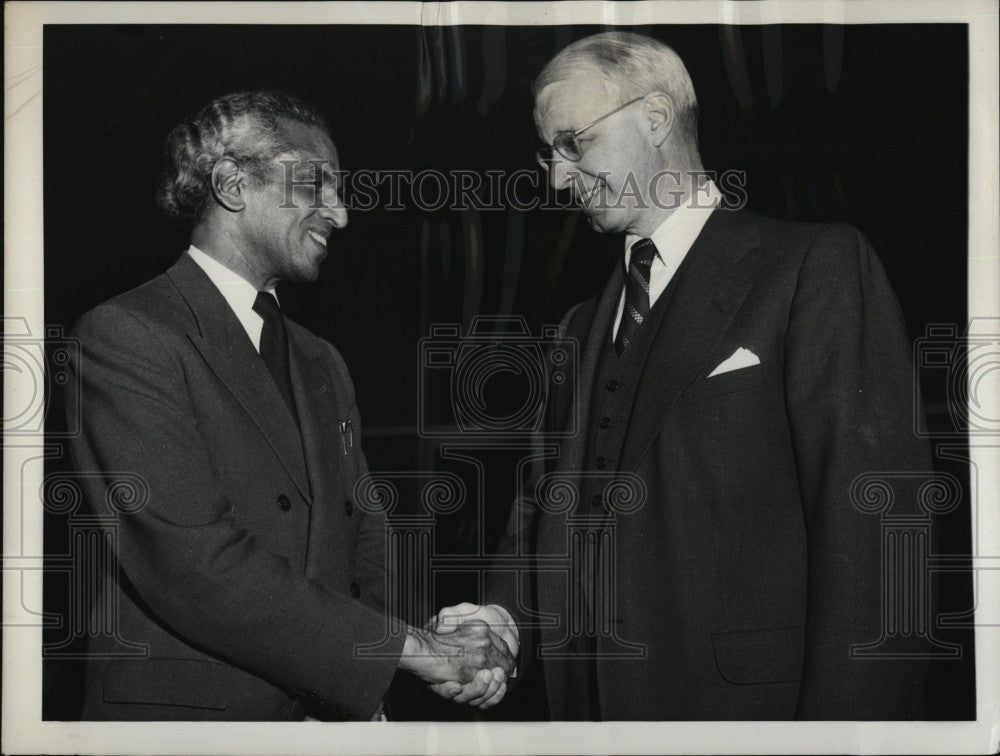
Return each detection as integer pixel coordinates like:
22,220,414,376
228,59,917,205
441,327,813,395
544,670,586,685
434,602,478,634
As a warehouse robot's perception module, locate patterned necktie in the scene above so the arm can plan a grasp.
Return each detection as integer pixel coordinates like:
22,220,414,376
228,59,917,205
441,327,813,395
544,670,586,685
253,291,298,422
614,238,658,356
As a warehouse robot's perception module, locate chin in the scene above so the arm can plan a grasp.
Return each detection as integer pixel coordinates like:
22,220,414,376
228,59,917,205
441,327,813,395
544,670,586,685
584,211,623,235
283,264,322,284
299,266,322,283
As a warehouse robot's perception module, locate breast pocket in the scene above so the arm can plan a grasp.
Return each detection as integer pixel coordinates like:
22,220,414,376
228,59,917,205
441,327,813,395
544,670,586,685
677,363,764,406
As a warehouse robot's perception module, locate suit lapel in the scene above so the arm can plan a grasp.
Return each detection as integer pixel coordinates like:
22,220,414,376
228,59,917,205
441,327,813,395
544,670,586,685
619,210,762,471
167,255,311,501
287,330,349,584
288,333,345,502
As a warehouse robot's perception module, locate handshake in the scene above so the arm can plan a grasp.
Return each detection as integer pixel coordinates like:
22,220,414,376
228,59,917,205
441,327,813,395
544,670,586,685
398,603,519,709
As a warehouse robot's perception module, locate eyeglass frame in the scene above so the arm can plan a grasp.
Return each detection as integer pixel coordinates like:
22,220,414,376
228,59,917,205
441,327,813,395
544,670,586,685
536,94,649,167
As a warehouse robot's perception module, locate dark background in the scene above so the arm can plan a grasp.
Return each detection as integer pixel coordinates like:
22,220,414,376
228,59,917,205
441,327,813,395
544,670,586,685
42,23,974,721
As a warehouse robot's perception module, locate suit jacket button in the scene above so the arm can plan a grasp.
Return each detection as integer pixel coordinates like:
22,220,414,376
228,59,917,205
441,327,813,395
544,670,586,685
350,582,361,599
277,494,291,511
605,379,619,392
594,456,606,469
598,416,611,429
344,499,354,516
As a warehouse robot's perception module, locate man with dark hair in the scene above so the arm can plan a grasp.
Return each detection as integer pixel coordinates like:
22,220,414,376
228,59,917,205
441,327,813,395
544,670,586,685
432,32,932,720
67,90,512,720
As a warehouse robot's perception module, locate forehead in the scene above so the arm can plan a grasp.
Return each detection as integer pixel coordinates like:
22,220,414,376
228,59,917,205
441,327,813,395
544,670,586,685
535,76,614,136
275,117,339,168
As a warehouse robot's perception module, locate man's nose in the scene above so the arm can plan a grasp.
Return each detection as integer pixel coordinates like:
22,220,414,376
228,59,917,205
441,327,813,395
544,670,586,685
547,156,575,191
320,188,348,228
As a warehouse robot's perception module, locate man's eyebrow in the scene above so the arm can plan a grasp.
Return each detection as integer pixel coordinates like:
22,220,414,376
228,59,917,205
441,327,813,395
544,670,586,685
287,159,340,181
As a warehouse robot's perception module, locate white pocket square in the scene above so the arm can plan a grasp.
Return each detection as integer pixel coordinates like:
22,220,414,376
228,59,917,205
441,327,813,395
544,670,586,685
708,347,760,377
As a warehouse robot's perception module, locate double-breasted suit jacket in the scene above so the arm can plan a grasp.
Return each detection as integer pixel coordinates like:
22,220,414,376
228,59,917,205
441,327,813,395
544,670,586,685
490,209,931,720
67,254,402,720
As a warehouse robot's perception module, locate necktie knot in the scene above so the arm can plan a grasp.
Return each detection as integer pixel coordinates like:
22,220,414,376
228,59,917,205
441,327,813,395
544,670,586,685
615,239,657,357
630,238,657,270
253,290,298,423
253,290,282,322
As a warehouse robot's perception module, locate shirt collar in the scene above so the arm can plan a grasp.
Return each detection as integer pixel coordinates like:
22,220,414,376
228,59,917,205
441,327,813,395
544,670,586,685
186,245,277,311
624,179,721,268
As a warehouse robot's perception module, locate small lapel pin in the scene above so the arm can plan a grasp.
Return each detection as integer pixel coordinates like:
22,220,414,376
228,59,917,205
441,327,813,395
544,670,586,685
339,420,353,454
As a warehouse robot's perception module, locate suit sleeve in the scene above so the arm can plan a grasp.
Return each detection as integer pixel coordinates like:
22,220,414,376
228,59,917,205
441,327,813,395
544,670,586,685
67,304,403,720
485,469,544,683
484,302,587,680
783,226,931,719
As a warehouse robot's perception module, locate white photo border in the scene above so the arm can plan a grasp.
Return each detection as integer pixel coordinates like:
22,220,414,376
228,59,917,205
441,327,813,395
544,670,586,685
4,2,998,754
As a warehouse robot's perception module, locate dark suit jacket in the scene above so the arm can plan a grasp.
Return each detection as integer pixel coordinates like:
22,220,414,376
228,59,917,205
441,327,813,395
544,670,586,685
66,254,402,720
489,209,931,720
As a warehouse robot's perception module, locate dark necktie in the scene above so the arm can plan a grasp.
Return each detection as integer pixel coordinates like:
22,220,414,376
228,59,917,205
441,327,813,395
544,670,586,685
614,238,657,356
253,290,298,423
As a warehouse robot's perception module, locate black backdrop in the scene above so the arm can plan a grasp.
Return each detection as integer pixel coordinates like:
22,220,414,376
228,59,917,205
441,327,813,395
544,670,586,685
42,22,974,721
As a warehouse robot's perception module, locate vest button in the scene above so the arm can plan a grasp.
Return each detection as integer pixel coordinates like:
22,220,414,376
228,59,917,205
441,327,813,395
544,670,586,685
344,499,354,516
277,494,291,511
599,416,611,429
594,456,606,469
350,582,361,599
591,494,603,507
606,379,619,392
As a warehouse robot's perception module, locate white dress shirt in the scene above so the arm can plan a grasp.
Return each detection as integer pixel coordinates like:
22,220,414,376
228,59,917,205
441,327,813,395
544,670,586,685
186,245,276,353
612,180,721,337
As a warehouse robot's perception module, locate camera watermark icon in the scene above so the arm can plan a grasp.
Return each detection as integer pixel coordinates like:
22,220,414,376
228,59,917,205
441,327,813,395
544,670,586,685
2,318,80,436
418,316,577,437
914,318,1000,436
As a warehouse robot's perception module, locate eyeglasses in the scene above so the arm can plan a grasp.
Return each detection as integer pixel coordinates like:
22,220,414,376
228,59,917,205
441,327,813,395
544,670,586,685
536,95,647,167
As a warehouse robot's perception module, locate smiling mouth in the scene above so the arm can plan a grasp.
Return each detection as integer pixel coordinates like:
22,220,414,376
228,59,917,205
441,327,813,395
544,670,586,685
307,230,328,247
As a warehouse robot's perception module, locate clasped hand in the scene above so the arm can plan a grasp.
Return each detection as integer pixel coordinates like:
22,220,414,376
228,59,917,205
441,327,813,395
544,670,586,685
424,603,519,709
398,603,518,709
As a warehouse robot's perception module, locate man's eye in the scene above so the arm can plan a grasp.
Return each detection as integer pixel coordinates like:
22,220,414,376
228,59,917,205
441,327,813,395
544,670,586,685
291,170,322,185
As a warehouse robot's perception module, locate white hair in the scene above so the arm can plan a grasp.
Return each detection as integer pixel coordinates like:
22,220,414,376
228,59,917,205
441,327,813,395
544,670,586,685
534,31,699,146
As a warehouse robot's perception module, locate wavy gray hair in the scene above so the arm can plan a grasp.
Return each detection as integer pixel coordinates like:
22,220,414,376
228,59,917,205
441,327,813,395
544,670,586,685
156,90,329,224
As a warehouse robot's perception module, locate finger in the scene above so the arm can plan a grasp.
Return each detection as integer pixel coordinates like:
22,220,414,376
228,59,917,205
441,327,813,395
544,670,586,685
428,681,462,699
498,628,519,658
476,681,507,709
437,602,480,630
468,667,505,707
451,668,493,705
468,677,502,707
452,618,490,639
487,629,514,671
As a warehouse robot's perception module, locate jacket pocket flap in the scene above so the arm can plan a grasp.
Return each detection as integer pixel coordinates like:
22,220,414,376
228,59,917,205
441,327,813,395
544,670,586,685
677,364,764,406
711,626,804,685
102,658,234,710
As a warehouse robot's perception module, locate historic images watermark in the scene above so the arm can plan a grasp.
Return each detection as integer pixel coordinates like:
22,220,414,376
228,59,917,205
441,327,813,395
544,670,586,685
275,162,749,213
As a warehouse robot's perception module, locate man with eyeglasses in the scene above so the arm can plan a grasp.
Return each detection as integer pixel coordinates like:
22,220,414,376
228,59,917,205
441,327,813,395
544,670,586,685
430,31,932,720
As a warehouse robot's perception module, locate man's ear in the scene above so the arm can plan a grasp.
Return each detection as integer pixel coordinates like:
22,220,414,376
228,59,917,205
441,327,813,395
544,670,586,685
210,156,247,212
644,93,675,148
